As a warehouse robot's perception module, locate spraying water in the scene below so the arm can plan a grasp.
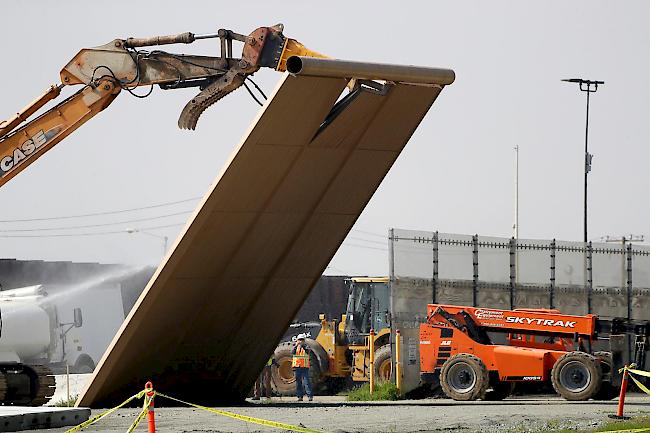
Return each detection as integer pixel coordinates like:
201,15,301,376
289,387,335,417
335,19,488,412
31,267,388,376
0,264,153,370
38,265,148,307
1,265,149,316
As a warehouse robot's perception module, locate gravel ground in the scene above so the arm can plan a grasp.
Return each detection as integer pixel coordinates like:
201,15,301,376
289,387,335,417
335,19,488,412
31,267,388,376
43,394,650,433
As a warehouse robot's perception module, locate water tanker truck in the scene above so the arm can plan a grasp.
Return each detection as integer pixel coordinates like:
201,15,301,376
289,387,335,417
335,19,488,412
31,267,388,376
0,285,83,405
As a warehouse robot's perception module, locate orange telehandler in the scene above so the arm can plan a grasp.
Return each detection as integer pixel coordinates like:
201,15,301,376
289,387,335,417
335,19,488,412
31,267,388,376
419,304,649,401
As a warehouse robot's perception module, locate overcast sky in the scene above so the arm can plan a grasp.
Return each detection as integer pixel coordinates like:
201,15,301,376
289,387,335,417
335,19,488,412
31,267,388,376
1,1,649,276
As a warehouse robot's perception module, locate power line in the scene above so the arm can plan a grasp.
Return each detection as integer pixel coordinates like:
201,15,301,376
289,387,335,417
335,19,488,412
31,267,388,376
351,229,387,239
341,242,388,252
346,236,388,246
0,210,193,232
0,197,201,223
0,223,185,238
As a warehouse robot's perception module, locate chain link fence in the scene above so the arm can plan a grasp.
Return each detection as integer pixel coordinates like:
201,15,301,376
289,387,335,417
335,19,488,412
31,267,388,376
389,228,650,393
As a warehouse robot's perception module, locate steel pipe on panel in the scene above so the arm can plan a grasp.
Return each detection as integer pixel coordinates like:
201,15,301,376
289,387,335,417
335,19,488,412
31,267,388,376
286,56,456,85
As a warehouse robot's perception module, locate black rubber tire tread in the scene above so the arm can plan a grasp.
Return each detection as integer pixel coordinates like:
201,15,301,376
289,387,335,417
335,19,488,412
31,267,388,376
373,345,392,381
551,351,602,401
593,351,620,400
484,381,514,401
440,353,489,401
271,341,297,396
305,338,329,380
270,341,323,396
0,371,7,403
74,354,95,374
28,364,55,406
304,339,327,394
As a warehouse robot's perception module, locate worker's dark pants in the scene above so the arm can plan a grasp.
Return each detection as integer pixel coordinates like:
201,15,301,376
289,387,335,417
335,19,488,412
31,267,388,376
254,365,272,398
294,367,312,398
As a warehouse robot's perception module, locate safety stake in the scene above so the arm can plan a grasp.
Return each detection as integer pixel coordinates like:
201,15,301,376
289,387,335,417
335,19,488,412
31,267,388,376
145,381,156,433
369,328,375,394
610,365,633,420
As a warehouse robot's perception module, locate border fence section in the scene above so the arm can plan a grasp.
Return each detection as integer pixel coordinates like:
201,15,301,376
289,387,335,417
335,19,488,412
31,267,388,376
389,228,650,393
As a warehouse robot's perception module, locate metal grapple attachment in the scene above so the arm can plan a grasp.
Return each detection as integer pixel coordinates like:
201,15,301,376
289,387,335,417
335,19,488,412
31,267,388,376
59,24,326,130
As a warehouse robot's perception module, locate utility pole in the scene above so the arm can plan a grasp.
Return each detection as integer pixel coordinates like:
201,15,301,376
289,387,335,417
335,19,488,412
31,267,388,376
562,78,604,244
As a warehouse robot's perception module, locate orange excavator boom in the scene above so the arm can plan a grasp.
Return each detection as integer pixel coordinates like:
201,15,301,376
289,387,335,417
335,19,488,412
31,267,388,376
0,24,326,188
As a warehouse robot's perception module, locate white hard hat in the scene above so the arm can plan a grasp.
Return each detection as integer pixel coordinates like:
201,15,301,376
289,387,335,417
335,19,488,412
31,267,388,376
297,333,307,340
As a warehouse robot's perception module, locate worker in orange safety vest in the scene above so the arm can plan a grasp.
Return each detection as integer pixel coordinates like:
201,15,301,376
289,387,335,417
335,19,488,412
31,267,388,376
292,333,313,401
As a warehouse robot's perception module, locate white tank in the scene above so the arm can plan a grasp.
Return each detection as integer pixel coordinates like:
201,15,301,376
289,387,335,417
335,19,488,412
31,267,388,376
0,297,51,362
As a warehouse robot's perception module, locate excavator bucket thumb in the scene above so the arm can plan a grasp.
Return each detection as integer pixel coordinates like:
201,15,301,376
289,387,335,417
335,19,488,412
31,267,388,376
178,68,247,130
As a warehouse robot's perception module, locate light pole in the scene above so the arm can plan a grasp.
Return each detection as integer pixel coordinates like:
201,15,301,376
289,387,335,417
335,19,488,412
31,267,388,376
125,228,169,256
562,78,604,244
513,145,519,285
513,145,519,239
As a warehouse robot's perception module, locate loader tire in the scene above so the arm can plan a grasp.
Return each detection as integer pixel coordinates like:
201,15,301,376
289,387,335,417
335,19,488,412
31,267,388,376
373,345,392,382
440,354,489,401
270,341,324,396
593,352,620,400
484,381,514,401
551,352,602,401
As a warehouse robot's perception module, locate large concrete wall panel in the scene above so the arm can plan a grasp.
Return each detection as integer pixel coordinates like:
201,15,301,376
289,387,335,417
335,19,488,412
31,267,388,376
79,72,446,407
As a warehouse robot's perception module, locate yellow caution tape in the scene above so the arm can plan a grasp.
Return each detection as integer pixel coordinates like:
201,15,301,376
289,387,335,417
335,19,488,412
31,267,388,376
125,394,152,433
63,388,151,433
620,365,650,397
156,391,328,433
63,386,327,433
627,368,650,378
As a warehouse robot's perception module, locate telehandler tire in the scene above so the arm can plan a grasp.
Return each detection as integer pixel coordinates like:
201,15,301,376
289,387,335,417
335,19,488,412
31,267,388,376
551,351,602,401
592,351,620,400
373,345,392,382
440,354,489,401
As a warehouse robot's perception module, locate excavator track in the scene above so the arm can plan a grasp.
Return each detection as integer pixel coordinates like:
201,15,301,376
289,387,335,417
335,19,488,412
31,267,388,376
0,363,55,405
27,364,56,406
0,371,8,403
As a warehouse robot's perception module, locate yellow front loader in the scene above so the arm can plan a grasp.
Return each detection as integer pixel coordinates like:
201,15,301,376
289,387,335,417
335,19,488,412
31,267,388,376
271,277,392,395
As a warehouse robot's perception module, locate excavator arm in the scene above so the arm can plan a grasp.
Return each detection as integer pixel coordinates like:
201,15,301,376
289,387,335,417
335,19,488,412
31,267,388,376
0,24,325,188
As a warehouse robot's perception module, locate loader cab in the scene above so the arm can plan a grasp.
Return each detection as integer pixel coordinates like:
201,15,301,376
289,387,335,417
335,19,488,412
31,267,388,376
344,277,390,345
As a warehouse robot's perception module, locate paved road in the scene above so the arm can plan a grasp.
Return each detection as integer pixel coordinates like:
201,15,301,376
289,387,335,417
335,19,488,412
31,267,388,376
47,395,650,433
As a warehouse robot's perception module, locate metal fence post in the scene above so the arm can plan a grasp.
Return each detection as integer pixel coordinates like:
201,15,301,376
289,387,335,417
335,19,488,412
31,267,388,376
432,231,439,304
472,234,479,307
369,329,375,394
389,228,395,285
587,241,593,314
509,237,516,309
627,243,633,321
627,243,633,362
550,239,556,309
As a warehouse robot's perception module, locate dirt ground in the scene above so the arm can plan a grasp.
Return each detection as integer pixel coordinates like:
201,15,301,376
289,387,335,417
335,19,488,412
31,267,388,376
43,394,650,433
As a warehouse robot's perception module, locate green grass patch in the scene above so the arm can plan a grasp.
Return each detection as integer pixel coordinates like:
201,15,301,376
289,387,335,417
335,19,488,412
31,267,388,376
533,415,650,433
346,381,401,401
595,415,650,432
52,395,78,407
